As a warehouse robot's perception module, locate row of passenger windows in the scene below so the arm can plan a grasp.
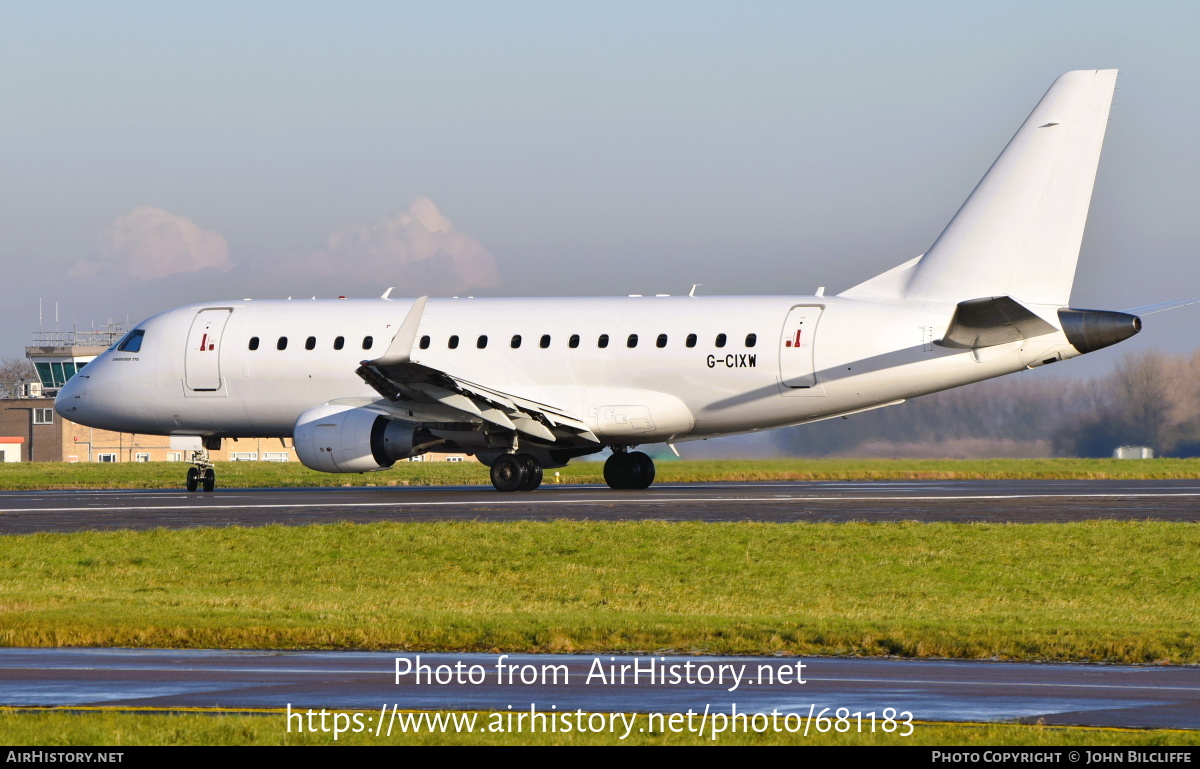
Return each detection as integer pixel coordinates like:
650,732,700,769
419,332,758,350
246,332,759,352
248,336,374,351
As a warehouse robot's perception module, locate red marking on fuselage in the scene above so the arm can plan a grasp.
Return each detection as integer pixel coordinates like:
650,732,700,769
199,333,208,352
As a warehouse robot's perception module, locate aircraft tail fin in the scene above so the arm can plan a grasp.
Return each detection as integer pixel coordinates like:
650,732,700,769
855,70,1118,306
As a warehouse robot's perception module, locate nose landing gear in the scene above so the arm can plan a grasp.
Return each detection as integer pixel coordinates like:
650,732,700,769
185,448,216,493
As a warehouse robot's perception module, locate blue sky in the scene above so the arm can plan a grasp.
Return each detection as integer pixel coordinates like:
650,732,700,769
2,1,1198,376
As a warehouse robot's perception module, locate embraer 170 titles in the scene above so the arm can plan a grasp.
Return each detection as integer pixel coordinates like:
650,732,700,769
57,70,1148,492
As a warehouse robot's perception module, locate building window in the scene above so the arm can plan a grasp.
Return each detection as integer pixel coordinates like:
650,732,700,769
540,334,551,349
167,452,183,462
230,452,258,461
97,453,117,463
715,333,727,348
334,336,345,350
134,453,150,462
263,452,290,462
248,337,260,350
33,408,53,425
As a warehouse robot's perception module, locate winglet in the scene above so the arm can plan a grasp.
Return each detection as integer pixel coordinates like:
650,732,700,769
370,296,427,366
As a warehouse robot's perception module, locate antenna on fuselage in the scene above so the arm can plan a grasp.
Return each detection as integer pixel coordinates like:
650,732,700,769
689,284,702,297
381,287,395,300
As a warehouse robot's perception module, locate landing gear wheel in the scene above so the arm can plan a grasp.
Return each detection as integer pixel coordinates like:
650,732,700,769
624,451,656,490
490,454,527,492
604,451,656,490
202,468,216,493
186,466,199,493
516,453,543,491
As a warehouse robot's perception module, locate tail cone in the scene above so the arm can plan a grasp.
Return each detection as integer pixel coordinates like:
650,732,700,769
1058,308,1142,354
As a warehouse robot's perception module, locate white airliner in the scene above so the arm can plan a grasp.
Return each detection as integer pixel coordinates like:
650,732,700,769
57,69,1146,492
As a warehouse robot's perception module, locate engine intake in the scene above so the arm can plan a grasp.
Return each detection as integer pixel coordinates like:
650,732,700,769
294,404,427,473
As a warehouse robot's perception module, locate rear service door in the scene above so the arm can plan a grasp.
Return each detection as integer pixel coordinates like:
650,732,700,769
185,309,233,391
779,305,824,394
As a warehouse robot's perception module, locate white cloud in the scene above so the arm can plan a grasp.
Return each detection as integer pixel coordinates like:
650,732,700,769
68,206,233,281
249,197,500,293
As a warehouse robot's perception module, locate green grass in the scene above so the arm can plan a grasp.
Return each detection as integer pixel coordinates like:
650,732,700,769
1,457,1199,490
2,521,1197,661
2,710,1198,746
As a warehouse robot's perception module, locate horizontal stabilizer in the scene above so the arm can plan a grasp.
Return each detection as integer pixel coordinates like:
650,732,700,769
938,296,1058,349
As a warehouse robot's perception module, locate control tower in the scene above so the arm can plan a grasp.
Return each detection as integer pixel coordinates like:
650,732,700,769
25,323,126,396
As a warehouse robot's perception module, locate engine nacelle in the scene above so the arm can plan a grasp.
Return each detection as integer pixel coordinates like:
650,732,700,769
294,404,423,473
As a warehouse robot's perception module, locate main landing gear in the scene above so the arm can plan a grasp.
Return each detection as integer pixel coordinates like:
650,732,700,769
490,452,544,492
603,450,655,490
185,448,216,493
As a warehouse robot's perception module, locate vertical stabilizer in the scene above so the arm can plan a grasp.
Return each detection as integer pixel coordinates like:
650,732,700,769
901,69,1117,305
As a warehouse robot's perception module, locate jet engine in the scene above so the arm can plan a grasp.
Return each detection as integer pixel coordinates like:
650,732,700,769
294,404,429,473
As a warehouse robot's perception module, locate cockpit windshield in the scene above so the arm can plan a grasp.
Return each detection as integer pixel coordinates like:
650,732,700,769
115,329,145,353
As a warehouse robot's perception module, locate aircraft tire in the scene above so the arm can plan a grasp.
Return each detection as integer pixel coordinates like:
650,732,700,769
491,454,527,492
603,452,631,489
202,468,216,493
186,467,199,493
516,454,543,491
625,451,656,490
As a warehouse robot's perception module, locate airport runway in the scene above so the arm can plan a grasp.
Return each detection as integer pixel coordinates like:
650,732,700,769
2,648,1197,731
2,479,1200,533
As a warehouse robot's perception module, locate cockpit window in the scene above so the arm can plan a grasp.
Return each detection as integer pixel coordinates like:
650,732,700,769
116,330,145,353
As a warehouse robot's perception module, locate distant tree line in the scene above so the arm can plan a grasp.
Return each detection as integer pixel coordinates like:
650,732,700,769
774,350,1200,458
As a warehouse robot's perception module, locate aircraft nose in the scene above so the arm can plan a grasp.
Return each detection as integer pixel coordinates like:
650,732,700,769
54,370,87,421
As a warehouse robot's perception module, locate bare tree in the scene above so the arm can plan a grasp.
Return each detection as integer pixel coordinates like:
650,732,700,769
0,357,37,399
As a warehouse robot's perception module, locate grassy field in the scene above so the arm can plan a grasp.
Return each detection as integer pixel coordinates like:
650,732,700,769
0,457,1199,490
2,520,1197,661
3,710,1197,746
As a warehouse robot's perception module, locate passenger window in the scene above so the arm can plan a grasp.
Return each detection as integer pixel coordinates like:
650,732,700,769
448,335,460,349
477,335,488,349
656,334,668,348
305,336,316,350
597,334,609,349
419,335,431,349
540,334,551,349
511,334,522,349
745,333,757,348
277,337,288,350
334,336,344,350
715,333,727,348
627,334,639,348
117,330,145,353
362,336,374,350
686,333,697,348
248,337,260,351
569,334,580,349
